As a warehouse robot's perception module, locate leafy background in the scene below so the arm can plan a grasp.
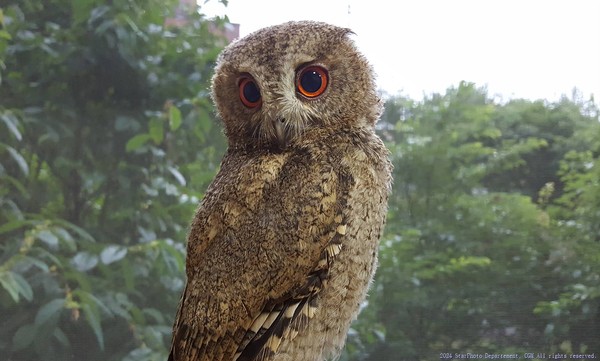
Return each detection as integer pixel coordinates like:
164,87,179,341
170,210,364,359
0,1,598,360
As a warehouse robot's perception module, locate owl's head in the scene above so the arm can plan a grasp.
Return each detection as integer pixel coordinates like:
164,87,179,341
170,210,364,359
211,21,381,150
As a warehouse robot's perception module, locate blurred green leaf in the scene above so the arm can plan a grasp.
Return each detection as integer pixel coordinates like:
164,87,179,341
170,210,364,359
167,165,186,186
0,142,29,175
17,256,50,273
0,30,11,40
71,252,99,272
0,219,36,234
100,245,128,265
0,271,33,302
35,230,59,248
54,219,96,243
126,133,153,152
1,112,22,141
1,174,30,198
169,105,182,131
148,117,164,144
34,298,65,326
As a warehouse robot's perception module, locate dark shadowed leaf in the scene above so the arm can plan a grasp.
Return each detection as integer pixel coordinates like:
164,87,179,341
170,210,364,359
34,298,65,326
12,323,36,351
81,303,104,351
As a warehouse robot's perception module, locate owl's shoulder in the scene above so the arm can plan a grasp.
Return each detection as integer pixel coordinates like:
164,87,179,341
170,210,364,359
296,127,392,175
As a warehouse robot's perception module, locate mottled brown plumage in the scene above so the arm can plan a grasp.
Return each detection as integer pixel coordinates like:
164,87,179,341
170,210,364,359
169,21,392,361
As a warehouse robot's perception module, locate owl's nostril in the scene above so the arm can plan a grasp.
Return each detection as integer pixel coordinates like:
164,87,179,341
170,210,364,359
278,117,286,123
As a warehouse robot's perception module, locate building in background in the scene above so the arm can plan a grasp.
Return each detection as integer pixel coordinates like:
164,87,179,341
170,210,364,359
210,22,240,43
166,0,239,42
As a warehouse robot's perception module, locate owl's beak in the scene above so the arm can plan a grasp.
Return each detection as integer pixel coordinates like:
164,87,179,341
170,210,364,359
273,117,287,149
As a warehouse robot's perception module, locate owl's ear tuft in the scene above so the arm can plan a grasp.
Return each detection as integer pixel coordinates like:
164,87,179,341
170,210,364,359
341,28,355,37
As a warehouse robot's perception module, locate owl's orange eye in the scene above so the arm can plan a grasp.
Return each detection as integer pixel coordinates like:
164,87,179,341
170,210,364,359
296,66,328,98
239,76,262,108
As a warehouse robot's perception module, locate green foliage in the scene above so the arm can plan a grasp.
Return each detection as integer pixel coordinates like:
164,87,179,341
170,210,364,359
0,0,227,359
1,2,599,360
343,83,600,360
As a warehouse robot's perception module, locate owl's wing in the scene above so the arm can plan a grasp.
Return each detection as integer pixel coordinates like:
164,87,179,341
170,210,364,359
234,214,348,361
169,164,352,361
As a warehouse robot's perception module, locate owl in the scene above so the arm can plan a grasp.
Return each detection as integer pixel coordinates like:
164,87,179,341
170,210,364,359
169,21,392,361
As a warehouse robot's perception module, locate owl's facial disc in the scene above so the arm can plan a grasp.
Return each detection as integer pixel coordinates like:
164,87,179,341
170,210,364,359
255,108,303,151
237,64,330,150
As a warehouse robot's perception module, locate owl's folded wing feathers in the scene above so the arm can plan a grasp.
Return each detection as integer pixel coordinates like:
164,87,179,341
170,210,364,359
169,166,352,361
234,215,347,361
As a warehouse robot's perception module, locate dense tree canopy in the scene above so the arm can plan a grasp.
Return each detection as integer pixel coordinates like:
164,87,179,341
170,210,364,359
342,85,599,360
1,1,226,359
1,1,599,360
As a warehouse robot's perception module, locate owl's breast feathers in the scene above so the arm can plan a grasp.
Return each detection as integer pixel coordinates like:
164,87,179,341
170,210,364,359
169,130,391,361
